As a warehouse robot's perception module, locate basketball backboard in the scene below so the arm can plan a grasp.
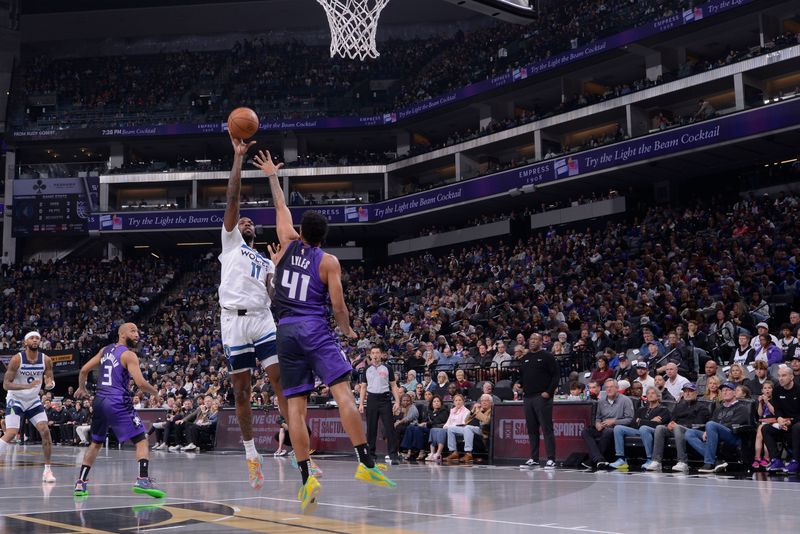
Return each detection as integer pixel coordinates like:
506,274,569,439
442,0,537,24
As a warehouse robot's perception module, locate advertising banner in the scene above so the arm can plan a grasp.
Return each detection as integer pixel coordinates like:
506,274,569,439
0,349,80,376
90,97,800,232
9,0,752,141
492,403,593,461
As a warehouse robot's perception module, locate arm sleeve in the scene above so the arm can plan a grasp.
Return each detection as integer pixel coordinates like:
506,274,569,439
616,397,635,426
221,225,243,253
387,366,395,382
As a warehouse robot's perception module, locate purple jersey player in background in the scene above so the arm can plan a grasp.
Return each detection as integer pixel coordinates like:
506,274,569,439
73,322,165,499
253,149,395,515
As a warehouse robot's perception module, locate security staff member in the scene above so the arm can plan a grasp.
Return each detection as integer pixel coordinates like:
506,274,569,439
358,345,402,462
519,333,560,469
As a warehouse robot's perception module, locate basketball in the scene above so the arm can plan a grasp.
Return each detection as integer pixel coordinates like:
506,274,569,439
227,107,259,139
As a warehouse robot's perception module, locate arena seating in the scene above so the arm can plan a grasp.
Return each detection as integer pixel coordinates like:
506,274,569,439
12,0,756,134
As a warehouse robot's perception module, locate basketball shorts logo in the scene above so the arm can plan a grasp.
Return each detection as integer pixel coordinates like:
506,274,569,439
7,406,14,415
133,415,142,427
223,345,232,358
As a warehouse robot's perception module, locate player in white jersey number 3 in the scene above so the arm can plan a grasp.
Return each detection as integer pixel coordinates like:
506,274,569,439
0,331,57,482
219,132,289,488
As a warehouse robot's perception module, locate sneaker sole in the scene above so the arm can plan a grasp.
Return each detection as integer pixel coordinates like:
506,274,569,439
300,485,321,515
133,487,166,498
355,470,397,488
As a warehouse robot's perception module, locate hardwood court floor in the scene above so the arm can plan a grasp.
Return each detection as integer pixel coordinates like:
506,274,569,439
1,445,798,533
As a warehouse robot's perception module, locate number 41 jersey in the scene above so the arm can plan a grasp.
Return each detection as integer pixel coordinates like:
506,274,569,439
275,240,328,321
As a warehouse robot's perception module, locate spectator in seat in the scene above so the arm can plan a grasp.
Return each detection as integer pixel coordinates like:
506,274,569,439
732,333,755,366
580,379,634,469
401,370,418,393
47,400,70,445
727,363,747,387
395,393,419,460
762,367,800,474
703,375,723,405
752,380,776,469
698,360,723,395
653,374,675,402
685,381,752,473
633,361,655,390
663,363,691,400
586,380,603,401
166,399,193,451
442,383,458,402
609,386,672,470
591,355,614,384
73,399,92,446
405,395,448,461
182,395,218,451
658,331,691,375
432,372,450,396
745,360,770,396
445,394,493,464
754,335,783,366
748,293,770,324
437,346,461,370
491,342,512,368
750,322,779,352
646,382,710,472
778,324,796,358
427,393,469,462
482,382,501,404
627,382,644,405
614,354,634,382
791,353,800,381
454,369,473,395
413,383,425,401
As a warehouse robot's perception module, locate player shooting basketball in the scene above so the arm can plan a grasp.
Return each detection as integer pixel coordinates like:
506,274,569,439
253,149,396,515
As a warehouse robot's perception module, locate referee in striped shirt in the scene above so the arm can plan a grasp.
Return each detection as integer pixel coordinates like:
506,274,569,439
358,346,402,463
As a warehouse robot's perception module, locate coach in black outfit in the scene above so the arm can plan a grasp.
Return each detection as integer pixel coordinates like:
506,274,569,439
358,345,402,462
519,333,560,468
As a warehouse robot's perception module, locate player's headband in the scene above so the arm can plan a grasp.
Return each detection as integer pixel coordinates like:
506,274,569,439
24,331,42,341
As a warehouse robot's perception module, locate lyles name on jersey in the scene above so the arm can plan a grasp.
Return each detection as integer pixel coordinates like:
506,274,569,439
290,255,311,270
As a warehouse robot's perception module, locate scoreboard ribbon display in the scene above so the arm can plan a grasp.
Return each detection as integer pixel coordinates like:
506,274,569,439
12,177,99,237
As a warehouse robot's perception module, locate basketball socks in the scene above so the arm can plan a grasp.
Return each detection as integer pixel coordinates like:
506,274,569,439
354,444,375,468
243,439,258,459
298,459,310,484
44,464,51,472
139,459,149,479
79,465,91,481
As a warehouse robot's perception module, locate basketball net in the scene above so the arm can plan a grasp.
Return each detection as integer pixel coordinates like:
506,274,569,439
316,0,391,60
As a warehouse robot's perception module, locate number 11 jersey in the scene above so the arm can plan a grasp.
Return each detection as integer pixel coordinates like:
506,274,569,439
218,225,274,311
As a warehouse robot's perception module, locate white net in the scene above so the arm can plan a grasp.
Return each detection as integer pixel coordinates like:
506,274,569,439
316,0,391,61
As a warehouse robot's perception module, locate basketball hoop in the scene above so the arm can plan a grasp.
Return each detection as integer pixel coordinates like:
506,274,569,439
316,0,391,61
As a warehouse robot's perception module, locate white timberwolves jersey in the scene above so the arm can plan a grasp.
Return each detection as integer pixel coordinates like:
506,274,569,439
7,351,45,406
218,225,274,310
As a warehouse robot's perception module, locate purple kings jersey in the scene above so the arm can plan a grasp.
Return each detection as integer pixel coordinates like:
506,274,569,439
96,344,132,400
275,240,328,320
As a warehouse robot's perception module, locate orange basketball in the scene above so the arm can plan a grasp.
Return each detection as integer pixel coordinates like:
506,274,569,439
227,107,259,139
